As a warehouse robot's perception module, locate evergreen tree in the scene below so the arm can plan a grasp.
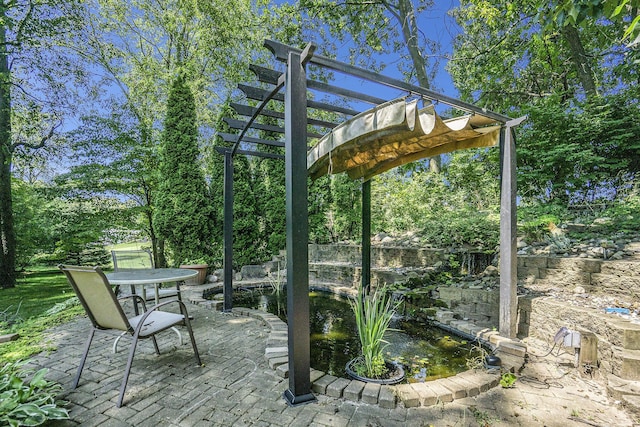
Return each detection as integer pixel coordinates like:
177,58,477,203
232,153,260,268
154,76,212,265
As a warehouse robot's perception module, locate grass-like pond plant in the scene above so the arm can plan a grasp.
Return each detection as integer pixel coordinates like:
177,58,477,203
348,284,401,379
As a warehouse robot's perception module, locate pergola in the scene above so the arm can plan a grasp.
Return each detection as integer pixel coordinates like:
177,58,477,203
219,40,525,406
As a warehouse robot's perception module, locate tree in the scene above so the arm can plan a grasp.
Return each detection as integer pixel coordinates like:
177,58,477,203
54,110,157,250
67,0,271,266
1,1,81,288
154,76,212,266
449,0,631,110
448,0,639,205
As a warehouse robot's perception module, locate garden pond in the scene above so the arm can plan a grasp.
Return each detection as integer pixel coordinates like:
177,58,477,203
230,288,484,382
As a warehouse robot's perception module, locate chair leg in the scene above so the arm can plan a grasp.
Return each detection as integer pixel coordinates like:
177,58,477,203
183,314,201,366
151,336,160,355
73,328,95,389
130,284,140,316
117,333,140,408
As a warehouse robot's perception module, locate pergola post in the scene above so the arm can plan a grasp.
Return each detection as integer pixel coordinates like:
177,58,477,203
361,179,371,293
499,117,525,338
223,150,234,312
283,49,315,406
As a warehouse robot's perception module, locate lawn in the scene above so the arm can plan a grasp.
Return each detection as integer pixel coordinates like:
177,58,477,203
0,267,84,361
1,267,75,324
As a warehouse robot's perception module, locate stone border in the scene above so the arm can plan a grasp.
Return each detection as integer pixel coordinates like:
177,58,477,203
184,286,526,408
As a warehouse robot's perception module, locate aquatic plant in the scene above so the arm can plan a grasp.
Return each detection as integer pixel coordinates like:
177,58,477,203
349,284,401,378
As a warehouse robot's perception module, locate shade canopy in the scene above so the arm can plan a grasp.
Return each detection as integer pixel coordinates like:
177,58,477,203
307,97,502,181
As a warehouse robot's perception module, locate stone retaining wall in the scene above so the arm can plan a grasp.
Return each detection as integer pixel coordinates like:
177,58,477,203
308,244,444,268
518,256,640,299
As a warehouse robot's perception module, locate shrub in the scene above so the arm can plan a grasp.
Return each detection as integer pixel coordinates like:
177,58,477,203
0,360,69,426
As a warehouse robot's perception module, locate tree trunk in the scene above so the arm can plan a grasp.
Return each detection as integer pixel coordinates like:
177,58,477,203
393,0,441,173
0,17,16,289
561,24,598,97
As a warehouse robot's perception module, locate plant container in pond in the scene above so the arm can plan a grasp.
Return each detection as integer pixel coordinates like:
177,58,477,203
345,358,405,385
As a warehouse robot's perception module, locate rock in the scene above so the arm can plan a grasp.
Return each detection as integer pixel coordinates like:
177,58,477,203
207,274,218,283
482,265,499,277
573,286,586,294
241,265,266,278
611,251,625,260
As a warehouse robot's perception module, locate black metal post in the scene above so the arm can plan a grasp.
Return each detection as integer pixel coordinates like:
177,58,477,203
283,50,315,406
361,179,371,293
223,151,234,312
499,117,525,338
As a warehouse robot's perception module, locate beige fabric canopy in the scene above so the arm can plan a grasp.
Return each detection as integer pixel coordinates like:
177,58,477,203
307,97,502,181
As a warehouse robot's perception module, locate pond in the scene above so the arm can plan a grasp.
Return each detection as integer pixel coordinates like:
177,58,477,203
232,288,482,382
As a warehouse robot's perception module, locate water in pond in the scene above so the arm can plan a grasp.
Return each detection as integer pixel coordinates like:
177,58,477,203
233,289,481,382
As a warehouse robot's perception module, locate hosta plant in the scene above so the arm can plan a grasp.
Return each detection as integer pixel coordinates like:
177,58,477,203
0,360,69,426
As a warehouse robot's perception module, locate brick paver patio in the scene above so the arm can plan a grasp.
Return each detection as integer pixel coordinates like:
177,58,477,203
28,300,636,426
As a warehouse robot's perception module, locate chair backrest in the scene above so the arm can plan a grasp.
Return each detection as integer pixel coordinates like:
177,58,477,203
59,265,132,332
111,250,154,271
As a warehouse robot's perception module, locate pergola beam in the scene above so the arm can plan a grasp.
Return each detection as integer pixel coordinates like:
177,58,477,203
239,84,360,116
264,39,511,124
215,146,284,160
218,132,285,148
231,102,338,130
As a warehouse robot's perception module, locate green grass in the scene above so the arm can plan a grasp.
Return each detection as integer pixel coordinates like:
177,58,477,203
1,267,74,323
1,267,84,362
0,243,147,362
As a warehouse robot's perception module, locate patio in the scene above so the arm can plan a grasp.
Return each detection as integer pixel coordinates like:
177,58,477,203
30,288,634,426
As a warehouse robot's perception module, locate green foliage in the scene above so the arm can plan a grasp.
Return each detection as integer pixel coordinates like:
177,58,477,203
328,174,361,242
543,0,640,47
308,176,333,243
349,285,400,379
253,144,286,258
0,360,69,426
232,154,260,268
371,150,500,249
154,76,213,266
518,94,640,205
450,0,633,110
500,372,517,388
11,181,51,270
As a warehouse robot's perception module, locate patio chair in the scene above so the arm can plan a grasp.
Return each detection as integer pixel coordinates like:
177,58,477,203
58,264,201,408
111,249,181,303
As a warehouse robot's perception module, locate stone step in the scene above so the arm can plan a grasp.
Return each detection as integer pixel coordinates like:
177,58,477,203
621,349,640,381
607,375,640,400
600,260,640,277
524,270,640,299
622,395,640,418
607,376,640,417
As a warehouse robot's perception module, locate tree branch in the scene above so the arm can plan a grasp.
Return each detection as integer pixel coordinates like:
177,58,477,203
12,120,61,150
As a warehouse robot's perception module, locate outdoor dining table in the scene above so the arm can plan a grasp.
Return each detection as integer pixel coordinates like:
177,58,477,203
105,268,198,353
105,267,198,305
